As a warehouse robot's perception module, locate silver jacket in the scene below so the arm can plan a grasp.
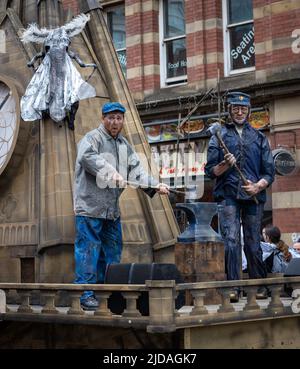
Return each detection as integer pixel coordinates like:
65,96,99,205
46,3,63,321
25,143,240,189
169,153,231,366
74,124,158,219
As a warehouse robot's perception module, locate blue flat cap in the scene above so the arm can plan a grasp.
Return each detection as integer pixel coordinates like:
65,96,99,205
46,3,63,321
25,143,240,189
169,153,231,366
227,92,251,107
102,102,126,114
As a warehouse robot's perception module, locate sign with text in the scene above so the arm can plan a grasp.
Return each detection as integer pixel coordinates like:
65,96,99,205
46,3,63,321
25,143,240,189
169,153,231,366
230,24,255,70
166,38,187,79
272,149,296,176
117,50,126,76
151,141,207,186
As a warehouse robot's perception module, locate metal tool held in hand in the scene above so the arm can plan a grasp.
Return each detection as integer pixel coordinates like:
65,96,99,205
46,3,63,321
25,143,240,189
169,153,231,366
208,123,259,204
123,180,185,195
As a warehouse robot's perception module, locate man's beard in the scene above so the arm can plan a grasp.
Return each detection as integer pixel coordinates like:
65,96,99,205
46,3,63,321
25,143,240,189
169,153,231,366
230,111,249,125
233,117,247,125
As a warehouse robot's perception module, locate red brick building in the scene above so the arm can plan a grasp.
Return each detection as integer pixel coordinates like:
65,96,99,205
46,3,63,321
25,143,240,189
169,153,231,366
63,0,300,244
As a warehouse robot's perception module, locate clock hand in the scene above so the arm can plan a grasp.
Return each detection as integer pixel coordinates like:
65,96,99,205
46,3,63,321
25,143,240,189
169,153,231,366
0,91,11,111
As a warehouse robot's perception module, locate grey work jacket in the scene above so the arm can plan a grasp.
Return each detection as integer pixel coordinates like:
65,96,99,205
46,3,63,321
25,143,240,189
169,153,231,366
74,124,158,220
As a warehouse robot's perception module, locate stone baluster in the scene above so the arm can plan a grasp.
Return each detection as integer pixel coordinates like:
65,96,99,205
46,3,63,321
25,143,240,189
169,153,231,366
0,289,6,314
122,292,141,317
243,286,260,312
68,292,84,315
6,290,11,313
267,285,285,314
41,290,58,314
218,288,235,313
94,292,112,316
290,283,300,314
5,289,13,312
17,290,33,313
190,289,208,316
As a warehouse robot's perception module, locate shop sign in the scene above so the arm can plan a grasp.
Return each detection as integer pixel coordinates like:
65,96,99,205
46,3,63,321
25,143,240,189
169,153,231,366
272,149,296,176
145,120,206,143
159,158,206,178
231,26,255,69
151,142,207,180
249,111,269,129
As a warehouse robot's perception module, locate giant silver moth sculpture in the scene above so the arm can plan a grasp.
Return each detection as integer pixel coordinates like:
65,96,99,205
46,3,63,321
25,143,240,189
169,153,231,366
20,13,97,130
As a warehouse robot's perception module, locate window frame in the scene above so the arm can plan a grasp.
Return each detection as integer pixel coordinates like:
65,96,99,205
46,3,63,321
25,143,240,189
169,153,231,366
105,4,127,76
222,0,255,76
159,0,187,88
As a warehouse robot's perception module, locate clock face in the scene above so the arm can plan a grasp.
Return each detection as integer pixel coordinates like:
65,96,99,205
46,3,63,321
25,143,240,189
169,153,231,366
0,80,19,176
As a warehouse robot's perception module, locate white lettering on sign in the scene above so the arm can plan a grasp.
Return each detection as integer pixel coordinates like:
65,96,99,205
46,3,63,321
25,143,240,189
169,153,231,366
0,30,6,53
168,60,187,70
292,29,300,54
277,160,295,167
118,53,126,67
231,28,255,65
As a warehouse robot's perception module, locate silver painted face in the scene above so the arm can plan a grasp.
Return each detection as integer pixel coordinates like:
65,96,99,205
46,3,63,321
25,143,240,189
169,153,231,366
230,105,250,126
44,28,70,50
20,14,96,124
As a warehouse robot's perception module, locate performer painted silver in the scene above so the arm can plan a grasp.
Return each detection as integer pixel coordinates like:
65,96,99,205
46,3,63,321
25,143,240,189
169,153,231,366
20,13,96,128
205,92,275,301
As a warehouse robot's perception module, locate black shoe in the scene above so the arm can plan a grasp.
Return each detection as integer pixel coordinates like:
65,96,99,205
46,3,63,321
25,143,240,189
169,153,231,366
229,289,239,303
256,287,268,300
81,296,99,311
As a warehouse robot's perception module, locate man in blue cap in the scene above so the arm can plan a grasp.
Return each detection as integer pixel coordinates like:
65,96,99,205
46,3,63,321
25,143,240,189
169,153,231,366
205,92,275,301
73,102,169,310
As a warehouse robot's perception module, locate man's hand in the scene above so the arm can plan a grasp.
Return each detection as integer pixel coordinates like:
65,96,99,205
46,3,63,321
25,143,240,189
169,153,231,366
224,153,236,167
213,153,236,177
242,179,268,196
156,183,170,195
112,172,126,186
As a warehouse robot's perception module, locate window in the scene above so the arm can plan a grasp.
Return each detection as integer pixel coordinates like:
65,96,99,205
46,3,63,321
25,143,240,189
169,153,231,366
223,0,255,75
107,5,126,76
159,0,187,87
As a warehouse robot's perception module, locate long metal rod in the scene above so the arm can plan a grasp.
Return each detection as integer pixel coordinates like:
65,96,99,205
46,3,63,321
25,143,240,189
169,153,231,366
178,88,214,130
124,180,186,195
217,68,221,124
174,112,181,190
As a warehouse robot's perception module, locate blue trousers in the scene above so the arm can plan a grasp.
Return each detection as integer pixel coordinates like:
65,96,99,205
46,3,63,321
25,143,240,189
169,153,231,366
74,215,123,301
218,199,267,281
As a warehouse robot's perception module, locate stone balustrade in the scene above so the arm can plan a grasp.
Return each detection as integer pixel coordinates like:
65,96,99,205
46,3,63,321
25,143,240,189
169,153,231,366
174,277,300,330
0,283,150,329
0,277,299,333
